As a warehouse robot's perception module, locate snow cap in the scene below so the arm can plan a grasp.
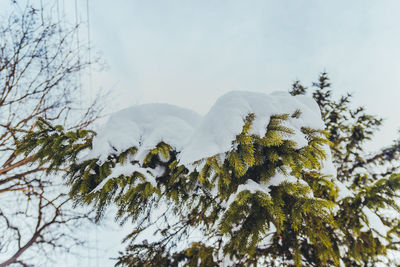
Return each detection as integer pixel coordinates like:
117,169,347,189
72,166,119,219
83,91,325,165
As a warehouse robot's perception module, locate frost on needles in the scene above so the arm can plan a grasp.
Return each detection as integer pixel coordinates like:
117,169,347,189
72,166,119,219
17,86,400,266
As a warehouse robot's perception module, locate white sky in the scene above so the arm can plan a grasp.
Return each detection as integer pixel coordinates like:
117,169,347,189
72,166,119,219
4,0,400,266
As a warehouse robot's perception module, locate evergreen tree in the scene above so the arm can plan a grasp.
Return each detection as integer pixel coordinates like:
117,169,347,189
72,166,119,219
18,73,400,266
290,72,400,266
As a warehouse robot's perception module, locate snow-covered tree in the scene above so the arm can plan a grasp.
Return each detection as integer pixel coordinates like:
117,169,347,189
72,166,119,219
18,74,400,266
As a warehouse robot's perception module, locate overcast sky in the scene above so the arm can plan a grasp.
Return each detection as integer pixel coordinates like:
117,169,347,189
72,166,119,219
5,1,400,266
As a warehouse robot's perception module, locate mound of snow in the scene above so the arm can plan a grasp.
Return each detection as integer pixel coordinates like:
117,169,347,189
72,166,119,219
84,91,325,165
178,91,324,164
83,103,202,164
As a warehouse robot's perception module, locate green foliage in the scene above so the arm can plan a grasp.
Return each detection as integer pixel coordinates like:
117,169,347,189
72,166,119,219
19,108,336,266
18,72,400,266
16,118,95,174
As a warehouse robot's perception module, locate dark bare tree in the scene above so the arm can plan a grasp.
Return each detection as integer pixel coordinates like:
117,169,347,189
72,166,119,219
0,1,101,266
